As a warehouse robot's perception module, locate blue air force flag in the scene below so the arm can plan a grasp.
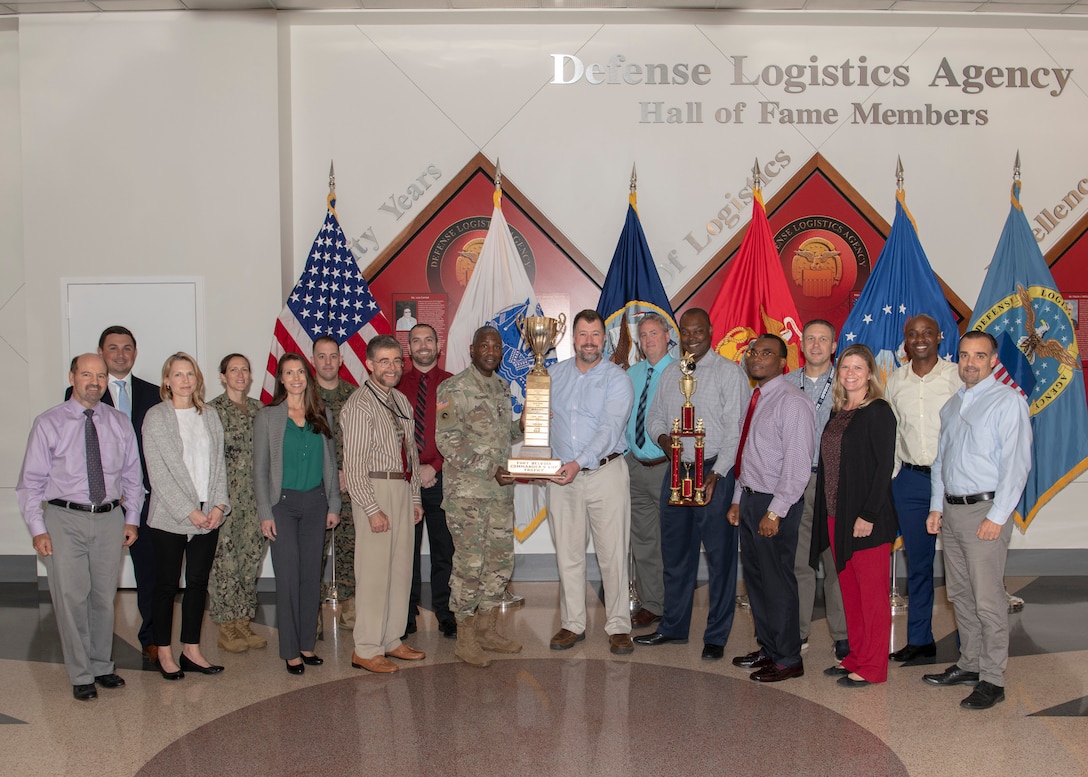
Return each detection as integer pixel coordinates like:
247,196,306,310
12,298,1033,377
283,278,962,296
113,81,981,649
837,190,959,385
970,179,1088,530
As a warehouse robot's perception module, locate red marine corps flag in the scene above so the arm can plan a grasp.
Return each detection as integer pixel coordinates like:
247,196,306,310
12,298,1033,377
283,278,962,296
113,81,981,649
261,165,391,402
708,160,803,369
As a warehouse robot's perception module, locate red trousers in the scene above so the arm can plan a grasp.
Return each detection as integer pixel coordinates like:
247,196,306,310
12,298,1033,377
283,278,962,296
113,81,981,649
829,516,891,683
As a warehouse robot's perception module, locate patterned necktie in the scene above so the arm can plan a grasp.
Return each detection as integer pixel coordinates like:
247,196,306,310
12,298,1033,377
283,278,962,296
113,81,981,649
114,379,131,418
84,408,107,504
414,372,428,454
734,388,761,481
635,365,653,449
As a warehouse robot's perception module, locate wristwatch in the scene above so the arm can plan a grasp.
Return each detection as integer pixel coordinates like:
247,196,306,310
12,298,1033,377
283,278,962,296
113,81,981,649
766,511,780,522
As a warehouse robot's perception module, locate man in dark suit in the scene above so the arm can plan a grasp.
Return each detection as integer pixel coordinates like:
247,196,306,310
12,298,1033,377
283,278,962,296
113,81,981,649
66,326,162,665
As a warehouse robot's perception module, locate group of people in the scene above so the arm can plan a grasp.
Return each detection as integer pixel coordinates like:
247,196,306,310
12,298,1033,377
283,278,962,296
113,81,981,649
17,310,1031,712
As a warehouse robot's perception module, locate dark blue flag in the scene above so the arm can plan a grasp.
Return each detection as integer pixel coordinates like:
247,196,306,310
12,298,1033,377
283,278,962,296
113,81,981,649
838,190,959,384
970,179,1088,529
597,196,678,366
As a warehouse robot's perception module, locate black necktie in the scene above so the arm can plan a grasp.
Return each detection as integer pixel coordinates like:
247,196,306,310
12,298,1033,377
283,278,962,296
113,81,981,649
635,366,653,449
85,408,107,504
414,372,428,454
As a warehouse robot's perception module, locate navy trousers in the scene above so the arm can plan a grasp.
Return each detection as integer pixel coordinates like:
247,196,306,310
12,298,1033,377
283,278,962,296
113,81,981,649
893,467,937,645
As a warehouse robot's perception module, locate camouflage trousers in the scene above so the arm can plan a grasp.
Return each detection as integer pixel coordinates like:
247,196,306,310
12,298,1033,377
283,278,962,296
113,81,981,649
209,508,267,623
321,501,356,600
447,496,514,619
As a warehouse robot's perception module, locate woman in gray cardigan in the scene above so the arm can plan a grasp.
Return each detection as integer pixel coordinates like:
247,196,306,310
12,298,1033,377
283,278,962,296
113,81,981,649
143,353,231,680
254,353,340,674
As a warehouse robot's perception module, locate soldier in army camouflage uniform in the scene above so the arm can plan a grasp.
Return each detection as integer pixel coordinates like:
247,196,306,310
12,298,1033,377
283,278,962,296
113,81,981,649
313,336,357,635
208,354,268,653
435,326,522,667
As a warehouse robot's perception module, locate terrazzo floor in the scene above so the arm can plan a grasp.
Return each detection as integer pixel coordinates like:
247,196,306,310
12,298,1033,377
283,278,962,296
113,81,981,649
2,576,1086,777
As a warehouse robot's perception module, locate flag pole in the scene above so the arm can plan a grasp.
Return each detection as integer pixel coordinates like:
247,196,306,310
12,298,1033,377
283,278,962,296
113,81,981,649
889,154,909,618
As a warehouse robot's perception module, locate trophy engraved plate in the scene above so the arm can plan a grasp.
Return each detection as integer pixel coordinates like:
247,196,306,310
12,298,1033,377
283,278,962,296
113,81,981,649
508,313,566,478
669,353,707,506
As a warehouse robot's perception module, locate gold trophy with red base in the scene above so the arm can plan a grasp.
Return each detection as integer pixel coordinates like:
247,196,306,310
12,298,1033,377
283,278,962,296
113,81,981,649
669,353,707,506
507,313,566,479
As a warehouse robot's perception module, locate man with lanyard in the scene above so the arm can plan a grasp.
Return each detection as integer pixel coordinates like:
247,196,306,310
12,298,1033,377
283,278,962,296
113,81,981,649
924,331,1030,709
625,312,675,630
792,320,849,661
886,314,961,663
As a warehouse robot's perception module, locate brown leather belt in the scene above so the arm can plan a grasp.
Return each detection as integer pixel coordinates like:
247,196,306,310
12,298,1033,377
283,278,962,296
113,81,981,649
368,471,406,480
598,452,621,468
633,455,668,467
48,499,122,514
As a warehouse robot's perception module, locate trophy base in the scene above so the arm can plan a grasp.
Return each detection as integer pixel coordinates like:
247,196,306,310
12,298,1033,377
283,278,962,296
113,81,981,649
507,457,563,479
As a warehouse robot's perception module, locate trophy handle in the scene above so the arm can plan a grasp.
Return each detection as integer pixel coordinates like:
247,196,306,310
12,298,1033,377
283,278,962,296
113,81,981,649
554,312,567,346
515,314,527,342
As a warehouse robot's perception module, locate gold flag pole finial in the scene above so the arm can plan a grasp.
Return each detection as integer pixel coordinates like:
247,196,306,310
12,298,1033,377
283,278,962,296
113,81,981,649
1014,150,1022,181
329,160,336,195
630,163,638,195
752,158,762,189
895,156,904,191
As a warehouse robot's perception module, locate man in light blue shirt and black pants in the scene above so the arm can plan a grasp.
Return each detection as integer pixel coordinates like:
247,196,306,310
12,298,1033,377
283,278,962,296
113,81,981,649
924,331,1031,710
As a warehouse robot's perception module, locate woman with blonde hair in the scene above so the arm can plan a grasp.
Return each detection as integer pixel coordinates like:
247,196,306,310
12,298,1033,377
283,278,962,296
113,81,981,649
143,353,231,680
812,343,898,686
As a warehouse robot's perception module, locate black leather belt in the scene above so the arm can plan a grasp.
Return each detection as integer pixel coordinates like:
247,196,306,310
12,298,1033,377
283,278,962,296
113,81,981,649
48,499,121,514
945,492,995,505
598,452,621,467
903,462,932,474
741,486,768,496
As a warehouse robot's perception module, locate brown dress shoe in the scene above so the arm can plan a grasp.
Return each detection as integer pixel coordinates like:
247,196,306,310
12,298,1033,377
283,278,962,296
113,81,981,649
549,628,586,650
609,633,634,655
630,608,662,629
385,643,426,661
351,652,399,673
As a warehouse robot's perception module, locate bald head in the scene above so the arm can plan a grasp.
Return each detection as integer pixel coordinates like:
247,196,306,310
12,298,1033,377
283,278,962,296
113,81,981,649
69,354,108,409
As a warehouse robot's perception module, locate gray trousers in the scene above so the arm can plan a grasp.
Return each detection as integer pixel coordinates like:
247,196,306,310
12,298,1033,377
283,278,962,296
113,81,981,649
43,504,125,685
794,473,847,642
941,499,1013,686
270,487,328,660
626,453,667,615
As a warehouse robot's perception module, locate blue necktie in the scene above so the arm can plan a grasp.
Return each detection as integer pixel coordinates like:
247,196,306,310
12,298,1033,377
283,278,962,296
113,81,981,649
115,380,131,419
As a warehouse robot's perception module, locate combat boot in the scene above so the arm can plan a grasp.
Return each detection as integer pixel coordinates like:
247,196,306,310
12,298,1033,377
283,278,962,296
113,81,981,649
237,618,267,649
454,615,491,668
475,607,522,653
338,597,356,630
217,620,248,653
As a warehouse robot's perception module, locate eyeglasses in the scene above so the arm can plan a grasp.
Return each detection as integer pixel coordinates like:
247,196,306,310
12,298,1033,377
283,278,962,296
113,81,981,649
745,348,780,359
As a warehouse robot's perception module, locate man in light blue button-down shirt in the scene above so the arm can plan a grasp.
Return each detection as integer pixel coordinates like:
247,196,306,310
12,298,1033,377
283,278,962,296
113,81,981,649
924,331,1031,710
547,310,635,655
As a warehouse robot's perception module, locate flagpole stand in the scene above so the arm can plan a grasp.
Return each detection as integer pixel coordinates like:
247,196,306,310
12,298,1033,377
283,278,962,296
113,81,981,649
499,586,525,610
628,546,642,614
890,548,908,614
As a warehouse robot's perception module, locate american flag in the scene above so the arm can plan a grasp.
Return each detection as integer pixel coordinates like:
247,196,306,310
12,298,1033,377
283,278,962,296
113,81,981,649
261,193,391,402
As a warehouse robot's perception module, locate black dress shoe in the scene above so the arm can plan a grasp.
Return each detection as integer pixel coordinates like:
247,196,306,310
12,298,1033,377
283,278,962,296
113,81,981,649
73,683,98,701
834,640,851,661
94,673,125,689
701,644,724,661
156,662,184,681
300,653,323,666
751,663,804,682
732,649,770,669
438,619,458,638
838,675,870,688
286,660,305,675
633,632,688,646
824,665,850,677
923,665,979,686
960,680,1005,709
890,642,937,662
179,654,225,675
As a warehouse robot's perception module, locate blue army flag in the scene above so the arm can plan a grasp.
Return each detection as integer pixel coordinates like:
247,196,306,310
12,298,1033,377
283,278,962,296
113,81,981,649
444,174,553,541
596,184,678,366
970,178,1088,530
837,189,959,385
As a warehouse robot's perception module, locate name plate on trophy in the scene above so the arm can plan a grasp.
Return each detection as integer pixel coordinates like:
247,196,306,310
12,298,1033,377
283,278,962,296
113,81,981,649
507,313,566,479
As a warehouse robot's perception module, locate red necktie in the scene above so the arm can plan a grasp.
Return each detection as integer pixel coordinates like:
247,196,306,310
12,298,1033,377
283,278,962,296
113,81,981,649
734,388,761,480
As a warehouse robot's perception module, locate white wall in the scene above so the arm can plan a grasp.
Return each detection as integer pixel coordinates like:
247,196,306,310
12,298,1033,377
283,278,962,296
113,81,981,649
3,9,1088,568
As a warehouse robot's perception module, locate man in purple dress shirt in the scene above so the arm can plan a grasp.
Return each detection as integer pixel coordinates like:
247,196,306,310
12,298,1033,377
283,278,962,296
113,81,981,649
17,354,144,700
727,335,817,683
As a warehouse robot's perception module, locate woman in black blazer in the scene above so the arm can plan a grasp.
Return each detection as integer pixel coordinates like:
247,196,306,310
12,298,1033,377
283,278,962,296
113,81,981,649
813,344,898,686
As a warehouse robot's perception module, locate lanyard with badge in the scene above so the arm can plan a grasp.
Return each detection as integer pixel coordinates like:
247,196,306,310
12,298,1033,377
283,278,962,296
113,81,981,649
799,368,834,412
